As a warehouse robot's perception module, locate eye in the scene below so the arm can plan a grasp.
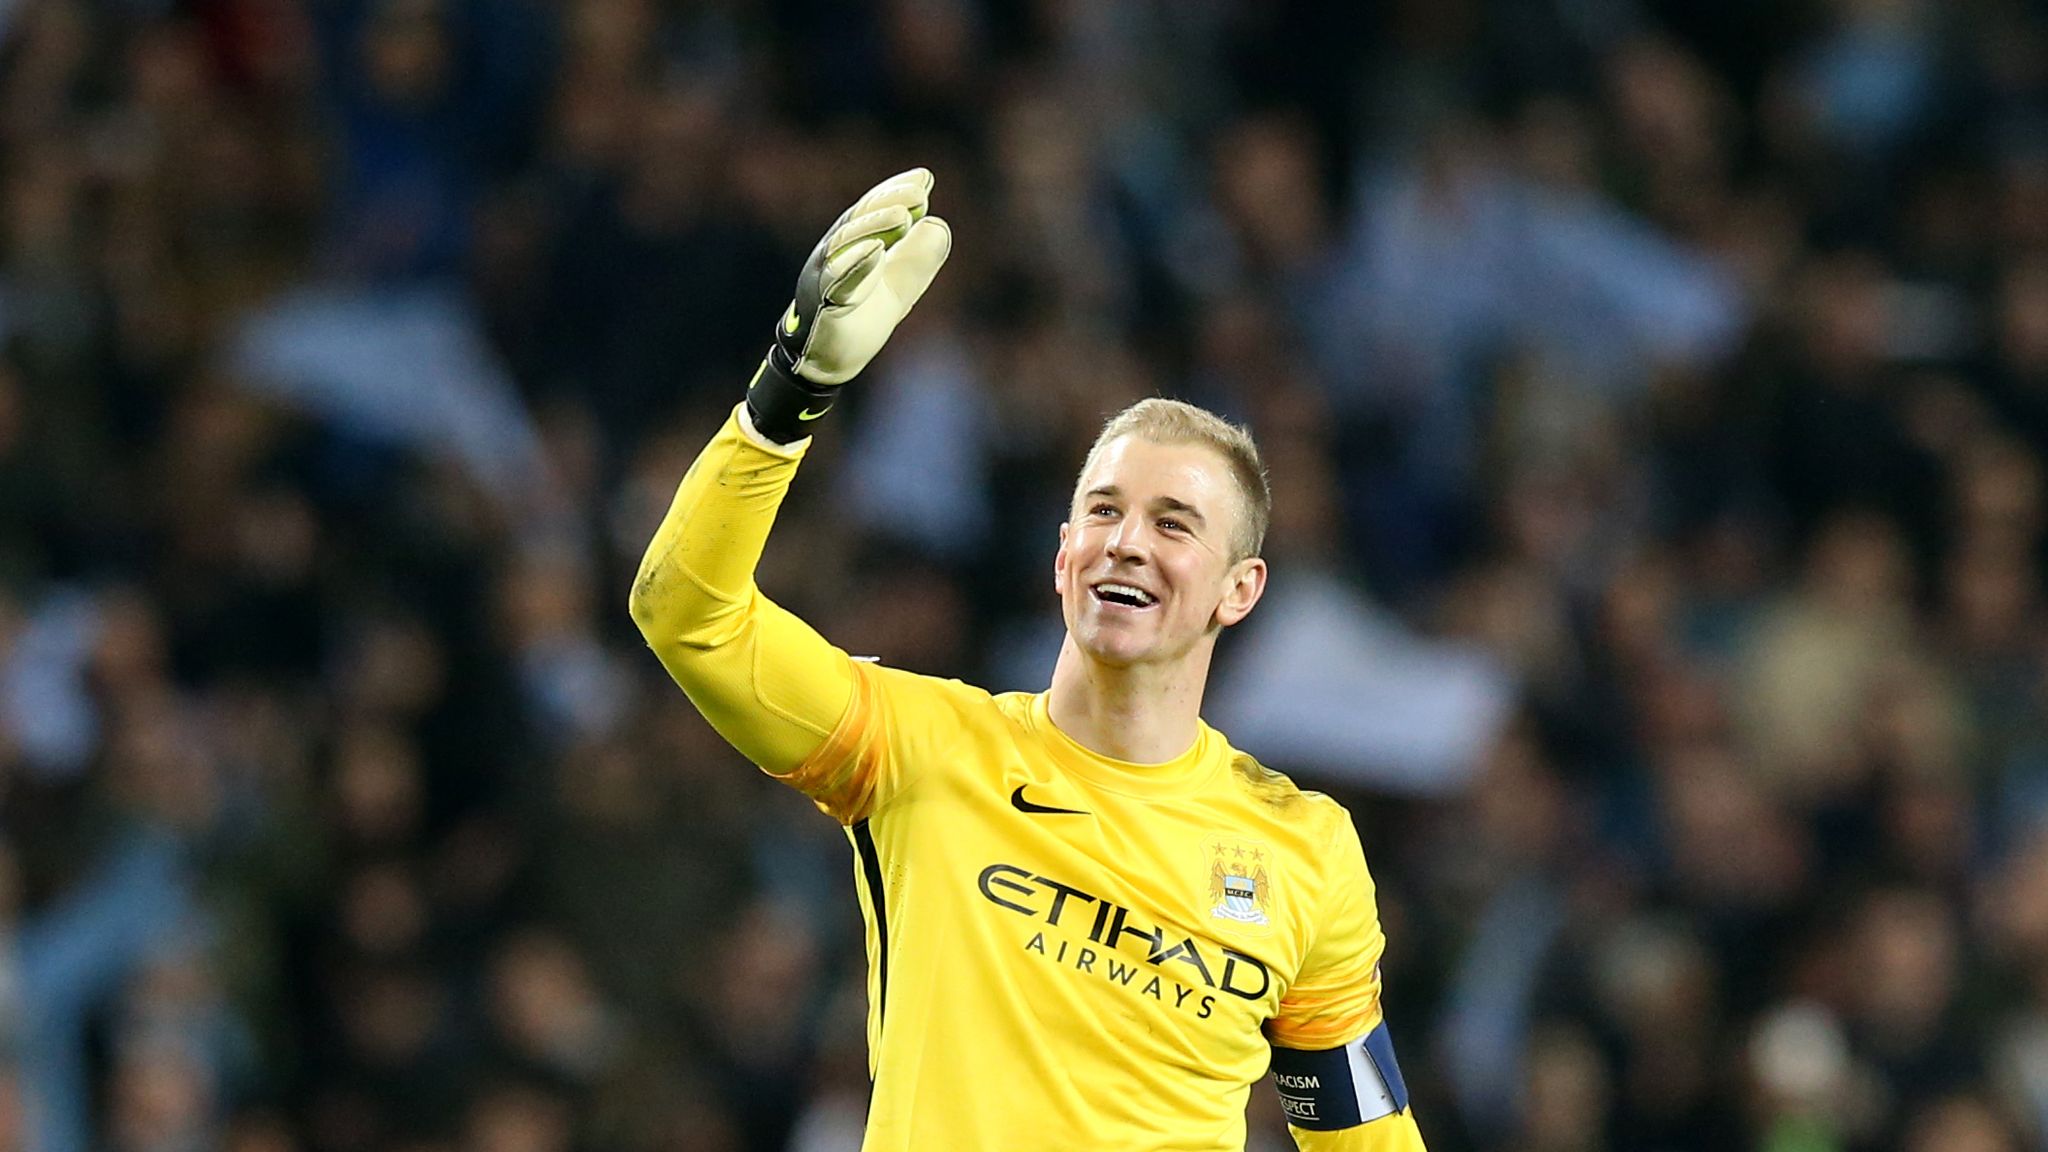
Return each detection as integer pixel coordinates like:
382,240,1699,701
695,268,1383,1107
1089,503,1118,517
1158,517,1187,534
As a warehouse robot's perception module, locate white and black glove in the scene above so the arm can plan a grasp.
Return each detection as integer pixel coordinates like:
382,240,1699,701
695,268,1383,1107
744,168,952,443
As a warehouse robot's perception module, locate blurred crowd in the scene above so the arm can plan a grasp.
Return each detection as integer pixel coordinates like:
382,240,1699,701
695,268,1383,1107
4,0,2048,1149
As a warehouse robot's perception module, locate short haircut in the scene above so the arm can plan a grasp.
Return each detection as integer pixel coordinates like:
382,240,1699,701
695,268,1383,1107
1076,398,1272,562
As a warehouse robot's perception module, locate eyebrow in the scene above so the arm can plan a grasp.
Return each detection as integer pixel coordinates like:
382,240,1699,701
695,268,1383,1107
1082,485,1209,527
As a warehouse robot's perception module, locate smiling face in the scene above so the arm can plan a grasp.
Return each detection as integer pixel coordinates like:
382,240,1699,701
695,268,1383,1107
1054,436,1268,671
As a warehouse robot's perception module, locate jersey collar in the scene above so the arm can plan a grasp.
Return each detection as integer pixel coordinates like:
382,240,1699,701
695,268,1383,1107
1027,692,1225,799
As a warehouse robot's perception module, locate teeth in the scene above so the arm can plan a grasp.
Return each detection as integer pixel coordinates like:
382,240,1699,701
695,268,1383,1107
1097,583,1157,606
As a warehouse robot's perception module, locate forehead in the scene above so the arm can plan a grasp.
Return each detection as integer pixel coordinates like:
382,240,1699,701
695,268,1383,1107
1074,436,1240,514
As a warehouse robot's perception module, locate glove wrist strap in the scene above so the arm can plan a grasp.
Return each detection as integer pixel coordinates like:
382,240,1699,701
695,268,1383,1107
745,349,838,444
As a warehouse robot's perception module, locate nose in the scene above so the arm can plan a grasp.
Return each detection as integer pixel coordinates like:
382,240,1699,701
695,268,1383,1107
1104,512,1150,563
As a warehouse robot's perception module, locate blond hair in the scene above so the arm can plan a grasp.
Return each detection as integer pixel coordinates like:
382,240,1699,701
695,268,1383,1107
1077,398,1271,561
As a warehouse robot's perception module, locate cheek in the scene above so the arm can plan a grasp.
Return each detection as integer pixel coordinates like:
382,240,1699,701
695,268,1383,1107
1177,564,1229,620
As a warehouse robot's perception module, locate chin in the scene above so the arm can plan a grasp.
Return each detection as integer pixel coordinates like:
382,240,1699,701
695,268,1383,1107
1073,627,1149,669
1092,629,1187,670
1086,647,1146,670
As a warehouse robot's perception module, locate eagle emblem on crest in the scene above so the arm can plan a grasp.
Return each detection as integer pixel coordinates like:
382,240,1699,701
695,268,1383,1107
1208,841,1272,927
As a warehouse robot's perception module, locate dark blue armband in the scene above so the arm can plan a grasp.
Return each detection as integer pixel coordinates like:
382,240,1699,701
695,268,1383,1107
1270,1020,1411,1130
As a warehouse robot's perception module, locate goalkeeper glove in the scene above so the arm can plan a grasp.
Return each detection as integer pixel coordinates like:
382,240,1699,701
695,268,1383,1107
745,168,952,443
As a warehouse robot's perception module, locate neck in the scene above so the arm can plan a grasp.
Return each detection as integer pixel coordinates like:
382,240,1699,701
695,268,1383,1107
1045,635,1213,763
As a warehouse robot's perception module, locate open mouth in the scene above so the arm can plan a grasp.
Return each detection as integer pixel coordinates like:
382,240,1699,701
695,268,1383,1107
1091,582,1159,609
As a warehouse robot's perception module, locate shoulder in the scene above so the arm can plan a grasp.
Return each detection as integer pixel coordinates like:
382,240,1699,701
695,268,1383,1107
1210,745,1380,941
858,662,1023,737
862,661,997,707
1214,741,1373,879
1219,741,1352,828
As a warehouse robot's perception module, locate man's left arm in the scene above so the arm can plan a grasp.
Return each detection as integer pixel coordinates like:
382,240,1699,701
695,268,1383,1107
1278,1032,1427,1151
1267,812,1428,1152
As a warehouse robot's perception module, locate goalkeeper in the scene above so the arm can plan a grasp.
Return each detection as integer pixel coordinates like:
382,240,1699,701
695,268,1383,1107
631,169,1428,1152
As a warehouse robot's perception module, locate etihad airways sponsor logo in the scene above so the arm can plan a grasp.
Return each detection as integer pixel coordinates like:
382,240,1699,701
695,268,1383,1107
976,863,1273,1013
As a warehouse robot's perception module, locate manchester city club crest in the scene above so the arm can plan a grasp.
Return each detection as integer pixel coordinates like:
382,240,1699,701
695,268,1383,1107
1207,839,1273,929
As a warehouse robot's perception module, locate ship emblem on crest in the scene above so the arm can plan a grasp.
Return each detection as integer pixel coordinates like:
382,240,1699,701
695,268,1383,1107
1208,841,1272,927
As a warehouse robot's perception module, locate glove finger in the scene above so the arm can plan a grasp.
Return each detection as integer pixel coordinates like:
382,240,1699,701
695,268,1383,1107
831,204,914,252
849,167,934,219
821,236,886,306
879,215,953,310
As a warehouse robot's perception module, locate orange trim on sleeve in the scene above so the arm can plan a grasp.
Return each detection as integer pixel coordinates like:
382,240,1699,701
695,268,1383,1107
1267,1002,1382,1053
777,659,886,824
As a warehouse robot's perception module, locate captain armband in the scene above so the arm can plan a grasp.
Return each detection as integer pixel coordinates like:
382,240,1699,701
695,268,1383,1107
1270,1020,1411,1130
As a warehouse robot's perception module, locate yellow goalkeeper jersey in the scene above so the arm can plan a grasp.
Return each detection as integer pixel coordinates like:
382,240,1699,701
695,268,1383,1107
632,407,1426,1152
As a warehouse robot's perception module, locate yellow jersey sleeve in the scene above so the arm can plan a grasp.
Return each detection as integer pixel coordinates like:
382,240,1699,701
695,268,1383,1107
630,405,999,825
1269,810,1427,1148
1291,1113,1429,1151
781,659,987,824
1271,811,1387,1051
630,404,857,775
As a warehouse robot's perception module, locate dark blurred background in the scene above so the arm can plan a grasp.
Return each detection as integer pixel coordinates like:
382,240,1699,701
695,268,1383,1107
3,0,2048,1149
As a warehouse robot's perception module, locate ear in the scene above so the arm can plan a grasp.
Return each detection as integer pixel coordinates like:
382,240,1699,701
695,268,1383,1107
1053,522,1071,597
1213,556,1267,628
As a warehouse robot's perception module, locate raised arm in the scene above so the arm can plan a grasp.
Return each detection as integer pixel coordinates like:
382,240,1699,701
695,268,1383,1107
628,169,952,783
629,407,851,772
